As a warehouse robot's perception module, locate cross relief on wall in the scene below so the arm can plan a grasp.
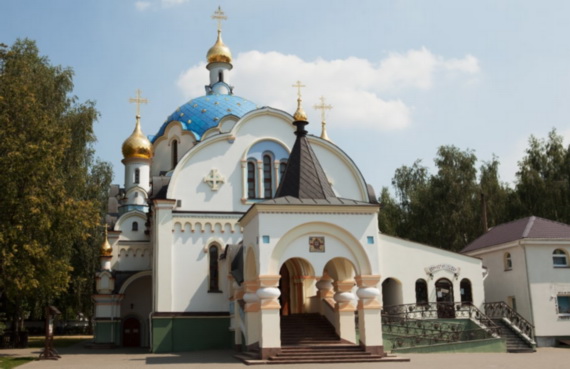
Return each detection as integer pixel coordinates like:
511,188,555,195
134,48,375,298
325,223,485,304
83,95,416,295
204,169,225,191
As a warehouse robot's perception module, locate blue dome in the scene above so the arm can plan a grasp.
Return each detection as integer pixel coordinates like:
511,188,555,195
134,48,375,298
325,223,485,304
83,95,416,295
150,94,257,142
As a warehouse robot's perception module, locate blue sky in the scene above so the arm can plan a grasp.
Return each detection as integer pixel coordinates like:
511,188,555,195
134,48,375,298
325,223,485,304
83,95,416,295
2,0,570,194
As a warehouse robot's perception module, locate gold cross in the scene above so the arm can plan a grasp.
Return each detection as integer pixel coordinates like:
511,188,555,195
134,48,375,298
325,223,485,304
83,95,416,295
292,80,306,99
129,89,148,117
212,6,227,32
314,96,333,123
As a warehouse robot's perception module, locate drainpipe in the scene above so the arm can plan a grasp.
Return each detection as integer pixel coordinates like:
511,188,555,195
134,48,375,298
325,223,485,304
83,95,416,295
521,242,535,326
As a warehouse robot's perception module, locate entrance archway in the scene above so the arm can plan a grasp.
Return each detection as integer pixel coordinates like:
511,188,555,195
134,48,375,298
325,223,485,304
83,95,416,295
382,278,403,307
119,272,151,347
435,278,455,318
279,258,315,316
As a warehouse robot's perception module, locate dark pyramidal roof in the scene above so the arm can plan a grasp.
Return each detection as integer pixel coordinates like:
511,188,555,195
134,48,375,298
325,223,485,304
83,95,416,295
462,216,570,253
274,119,337,200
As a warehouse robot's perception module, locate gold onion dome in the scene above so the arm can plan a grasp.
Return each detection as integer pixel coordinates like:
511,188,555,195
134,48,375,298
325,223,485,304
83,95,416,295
207,30,232,63
122,116,153,160
293,98,308,121
100,232,112,257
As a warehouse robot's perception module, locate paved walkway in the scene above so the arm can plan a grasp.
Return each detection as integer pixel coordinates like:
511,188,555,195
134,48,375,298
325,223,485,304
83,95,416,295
2,342,570,369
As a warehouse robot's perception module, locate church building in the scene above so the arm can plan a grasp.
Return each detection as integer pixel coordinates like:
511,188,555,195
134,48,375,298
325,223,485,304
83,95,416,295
93,8,489,359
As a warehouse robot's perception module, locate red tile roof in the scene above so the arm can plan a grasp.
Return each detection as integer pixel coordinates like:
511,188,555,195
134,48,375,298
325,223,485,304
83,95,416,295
461,216,570,253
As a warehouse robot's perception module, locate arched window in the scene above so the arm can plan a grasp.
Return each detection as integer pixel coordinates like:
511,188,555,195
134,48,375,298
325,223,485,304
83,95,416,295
132,221,138,232
553,249,569,267
134,168,140,184
279,161,287,179
460,278,473,304
504,252,512,271
171,139,178,169
208,245,220,292
415,279,428,305
247,161,256,199
263,154,273,199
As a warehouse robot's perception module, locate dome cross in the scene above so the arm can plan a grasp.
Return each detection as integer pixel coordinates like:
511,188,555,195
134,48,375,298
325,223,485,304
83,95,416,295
212,6,227,32
314,96,333,141
129,89,149,118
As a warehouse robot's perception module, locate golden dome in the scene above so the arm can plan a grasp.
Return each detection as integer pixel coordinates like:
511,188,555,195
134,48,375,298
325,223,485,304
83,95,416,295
122,116,153,160
207,30,232,64
293,97,308,121
100,231,112,257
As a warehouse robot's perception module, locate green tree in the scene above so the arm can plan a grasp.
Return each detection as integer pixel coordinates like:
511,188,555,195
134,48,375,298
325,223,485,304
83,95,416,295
0,39,111,335
515,129,570,223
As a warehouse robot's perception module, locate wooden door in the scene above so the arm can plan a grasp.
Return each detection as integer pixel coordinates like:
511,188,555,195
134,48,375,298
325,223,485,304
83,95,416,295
123,318,140,347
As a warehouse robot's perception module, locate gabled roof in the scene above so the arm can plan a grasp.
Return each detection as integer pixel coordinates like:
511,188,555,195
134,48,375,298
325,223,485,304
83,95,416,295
462,216,570,253
274,119,337,200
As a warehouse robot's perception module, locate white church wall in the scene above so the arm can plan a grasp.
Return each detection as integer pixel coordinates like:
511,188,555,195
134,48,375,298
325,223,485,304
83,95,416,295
124,158,150,193
115,212,147,241
151,122,196,177
379,234,485,309
169,215,243,312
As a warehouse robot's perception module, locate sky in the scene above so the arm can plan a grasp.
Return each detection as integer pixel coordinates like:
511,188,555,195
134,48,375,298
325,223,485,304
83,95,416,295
2,0,570,195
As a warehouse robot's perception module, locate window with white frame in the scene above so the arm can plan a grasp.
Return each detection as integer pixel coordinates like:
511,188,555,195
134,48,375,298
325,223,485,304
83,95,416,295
134,168,140,184
247,161,256,199
263,154,273,199
504,252,512,271
208,245,220,292
553,249,568,267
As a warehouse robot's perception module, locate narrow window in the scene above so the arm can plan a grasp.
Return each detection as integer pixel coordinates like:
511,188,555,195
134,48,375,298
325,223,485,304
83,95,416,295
504,252,512,271
134,168,140,184
553,249,568,267
209,245,220,292
460,278,473,304
263,155,272,199
171,140,178,169
247,161,256,199
279,161,287,178
218,71,224,83
132,221,138,232
415,279,428,305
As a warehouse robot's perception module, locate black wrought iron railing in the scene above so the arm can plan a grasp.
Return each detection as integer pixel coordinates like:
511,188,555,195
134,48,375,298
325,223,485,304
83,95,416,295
382,302,501,350
483,301,535,341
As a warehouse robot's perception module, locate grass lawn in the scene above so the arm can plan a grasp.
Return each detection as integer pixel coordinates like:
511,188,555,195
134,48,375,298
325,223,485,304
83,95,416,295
0,357,35,369
27,335,92,348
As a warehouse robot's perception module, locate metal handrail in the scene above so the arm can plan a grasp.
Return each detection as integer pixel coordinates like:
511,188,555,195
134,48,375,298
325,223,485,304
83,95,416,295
483,301,535,341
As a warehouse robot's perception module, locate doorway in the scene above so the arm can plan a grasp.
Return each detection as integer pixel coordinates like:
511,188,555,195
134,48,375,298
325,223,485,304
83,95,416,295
279,263,291,316
122,317,141,347
435,278,455,318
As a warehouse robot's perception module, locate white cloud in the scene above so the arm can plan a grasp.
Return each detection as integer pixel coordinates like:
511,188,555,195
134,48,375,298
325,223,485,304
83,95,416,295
161,0,188,7
177,48,479,131
135,1,151,11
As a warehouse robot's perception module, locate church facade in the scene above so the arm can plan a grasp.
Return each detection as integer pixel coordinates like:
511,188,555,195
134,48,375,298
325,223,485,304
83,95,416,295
93,9,487,357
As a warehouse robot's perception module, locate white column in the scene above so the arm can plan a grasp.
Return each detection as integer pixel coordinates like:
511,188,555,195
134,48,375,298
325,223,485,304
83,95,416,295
257,160,263,198
356,275,384,355
240,160,247,204
243,280,260,349
333,280,357,344
153,199,176,312
257,275,281,359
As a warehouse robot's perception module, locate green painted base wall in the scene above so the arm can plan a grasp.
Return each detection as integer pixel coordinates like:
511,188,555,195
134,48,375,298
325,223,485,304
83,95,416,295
152,316,232,353
93,321,120,344
385,336,506,353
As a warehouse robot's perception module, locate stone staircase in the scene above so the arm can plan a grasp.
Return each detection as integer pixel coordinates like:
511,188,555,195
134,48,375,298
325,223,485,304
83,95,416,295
492,319,535,353
236,313,408,364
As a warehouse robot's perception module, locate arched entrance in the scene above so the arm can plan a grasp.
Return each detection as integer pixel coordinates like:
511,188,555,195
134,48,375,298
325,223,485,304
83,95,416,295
279,258,315,316
435,278,455,318
382,278,403,307
460,278,473,304
119,272,152,347
122,317,141,347
415,278,428,305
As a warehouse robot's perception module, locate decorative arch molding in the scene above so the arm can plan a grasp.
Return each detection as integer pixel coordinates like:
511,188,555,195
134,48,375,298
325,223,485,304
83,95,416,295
125,186,149,199
114,210,147,231
203,237,224,253
241,138,291,162
118,270,152,295
152,120,197,146
171,219,241,234
269,222,372,276
308,137,369,201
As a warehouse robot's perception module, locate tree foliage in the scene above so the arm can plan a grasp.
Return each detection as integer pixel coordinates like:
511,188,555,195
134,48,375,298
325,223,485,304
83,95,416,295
0,39,112,328
379,130,570,252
